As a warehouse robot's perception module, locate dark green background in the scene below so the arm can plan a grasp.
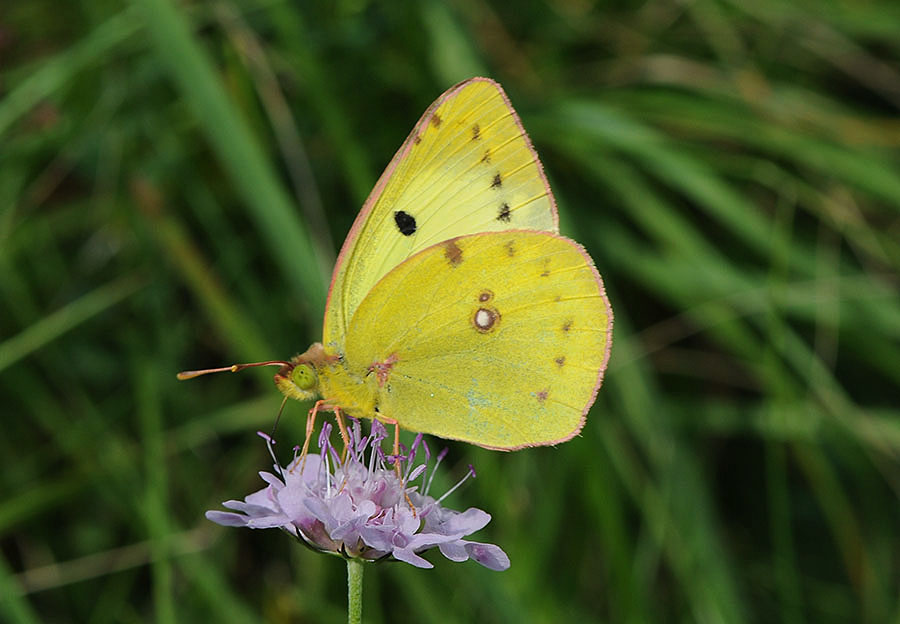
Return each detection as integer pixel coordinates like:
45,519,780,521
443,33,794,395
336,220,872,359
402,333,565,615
2,1,899,622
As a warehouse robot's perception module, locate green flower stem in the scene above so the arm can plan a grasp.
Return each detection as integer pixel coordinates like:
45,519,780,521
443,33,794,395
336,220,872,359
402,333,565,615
347,559,364,624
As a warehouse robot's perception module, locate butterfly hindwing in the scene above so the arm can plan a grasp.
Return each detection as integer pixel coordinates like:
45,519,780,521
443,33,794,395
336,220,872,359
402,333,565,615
337,231,612,450
323,78,559,348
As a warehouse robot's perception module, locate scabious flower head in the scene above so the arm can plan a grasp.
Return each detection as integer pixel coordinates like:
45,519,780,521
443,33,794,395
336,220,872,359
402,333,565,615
206,419,510,571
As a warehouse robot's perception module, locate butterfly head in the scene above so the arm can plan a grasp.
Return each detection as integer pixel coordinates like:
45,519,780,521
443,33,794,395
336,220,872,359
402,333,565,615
274,342,330,402
178,343,332,402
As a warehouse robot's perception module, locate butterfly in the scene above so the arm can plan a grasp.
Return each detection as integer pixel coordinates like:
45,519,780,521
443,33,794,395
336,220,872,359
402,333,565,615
180,78,613,451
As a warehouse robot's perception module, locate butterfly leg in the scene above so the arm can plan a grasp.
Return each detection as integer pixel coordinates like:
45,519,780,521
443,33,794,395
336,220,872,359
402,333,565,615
378,415,416,515
333,406,351,464
298,400,350,471
392,421,400,471
299,399,328,471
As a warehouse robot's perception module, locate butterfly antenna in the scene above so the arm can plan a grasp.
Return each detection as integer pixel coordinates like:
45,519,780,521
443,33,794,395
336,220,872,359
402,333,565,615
176,360,292,380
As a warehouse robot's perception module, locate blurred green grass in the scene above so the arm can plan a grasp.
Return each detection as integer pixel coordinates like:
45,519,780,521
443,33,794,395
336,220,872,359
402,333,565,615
1,1,899,622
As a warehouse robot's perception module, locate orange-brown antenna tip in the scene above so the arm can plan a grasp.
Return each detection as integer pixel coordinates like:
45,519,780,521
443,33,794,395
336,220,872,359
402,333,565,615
176,360,292,381
177,366,232,380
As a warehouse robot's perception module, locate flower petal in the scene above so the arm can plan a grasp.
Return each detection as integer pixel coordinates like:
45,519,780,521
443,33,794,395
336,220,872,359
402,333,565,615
278,481,320,525
258,471,285,489
438,541,469,562
392,547,433,569
246,515,293,529
358,524,397,552
432,507,490,536
465,541,510,571
222,500,276,517
205,511,251,527
284,454,323,486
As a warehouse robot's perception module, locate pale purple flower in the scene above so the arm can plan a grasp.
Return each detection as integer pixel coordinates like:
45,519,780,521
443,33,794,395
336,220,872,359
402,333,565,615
206,419,510,571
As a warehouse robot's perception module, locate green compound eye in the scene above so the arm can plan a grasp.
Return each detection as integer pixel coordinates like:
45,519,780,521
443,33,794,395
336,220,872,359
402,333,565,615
291,363,317,390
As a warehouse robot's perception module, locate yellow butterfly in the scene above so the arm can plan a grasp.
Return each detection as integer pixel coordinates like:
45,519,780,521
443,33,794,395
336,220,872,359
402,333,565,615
180,78,612,451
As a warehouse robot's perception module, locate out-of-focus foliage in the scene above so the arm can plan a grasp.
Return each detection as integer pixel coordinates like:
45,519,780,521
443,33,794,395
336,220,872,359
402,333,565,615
1,1,898,622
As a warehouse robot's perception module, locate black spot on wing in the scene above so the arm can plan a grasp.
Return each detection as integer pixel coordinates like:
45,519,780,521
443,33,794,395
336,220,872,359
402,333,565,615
491,173,503,189
497,203,511,222
394,211,417,236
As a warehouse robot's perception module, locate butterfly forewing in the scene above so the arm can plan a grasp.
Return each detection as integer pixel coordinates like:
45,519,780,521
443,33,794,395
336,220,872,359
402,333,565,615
340,231,612,450
323,78,558,348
